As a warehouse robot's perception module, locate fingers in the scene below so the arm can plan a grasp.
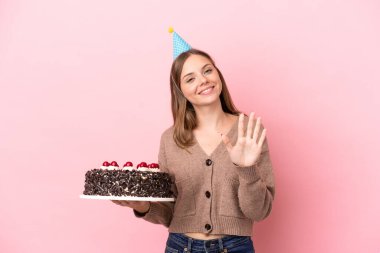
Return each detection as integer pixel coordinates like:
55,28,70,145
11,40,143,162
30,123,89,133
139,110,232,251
111,200,122,206
258,128,266,147
238,113,245,139
244,112,267,147
252,116,261,142
246,112,255,139
111,200,131,207
111,200,151,210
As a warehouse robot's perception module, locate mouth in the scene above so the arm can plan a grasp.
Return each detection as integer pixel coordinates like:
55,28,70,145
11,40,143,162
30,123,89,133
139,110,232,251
198,86,215,95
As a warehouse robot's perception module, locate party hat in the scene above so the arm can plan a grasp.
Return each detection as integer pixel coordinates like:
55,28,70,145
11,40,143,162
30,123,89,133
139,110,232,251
169,27,191,59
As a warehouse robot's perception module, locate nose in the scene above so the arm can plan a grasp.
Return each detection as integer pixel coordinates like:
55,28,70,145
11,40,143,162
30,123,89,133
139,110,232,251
199,73,208,85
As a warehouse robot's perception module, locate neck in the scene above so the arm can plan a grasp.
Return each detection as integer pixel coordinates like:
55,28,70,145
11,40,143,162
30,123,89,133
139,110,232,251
193,101,228,132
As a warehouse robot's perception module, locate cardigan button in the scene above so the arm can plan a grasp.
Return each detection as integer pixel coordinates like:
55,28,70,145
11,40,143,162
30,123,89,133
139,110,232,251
206,159,213,166
205,224,212,230
205,191,211,198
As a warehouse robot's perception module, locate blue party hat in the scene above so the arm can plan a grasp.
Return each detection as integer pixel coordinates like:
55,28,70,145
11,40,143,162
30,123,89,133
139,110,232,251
169,27,191,59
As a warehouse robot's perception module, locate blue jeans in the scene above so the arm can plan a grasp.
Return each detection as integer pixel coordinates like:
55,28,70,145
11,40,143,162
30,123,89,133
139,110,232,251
165,233,255,253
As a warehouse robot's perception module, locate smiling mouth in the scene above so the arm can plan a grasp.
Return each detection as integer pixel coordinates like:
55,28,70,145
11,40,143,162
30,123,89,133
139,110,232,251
199,86,214,95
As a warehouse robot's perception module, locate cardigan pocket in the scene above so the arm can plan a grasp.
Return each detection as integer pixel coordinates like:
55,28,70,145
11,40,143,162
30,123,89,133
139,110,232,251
219,178,246,219
173,178,196,217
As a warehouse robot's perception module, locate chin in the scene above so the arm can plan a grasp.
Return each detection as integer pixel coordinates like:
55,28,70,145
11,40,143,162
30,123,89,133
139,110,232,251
194,96,221,107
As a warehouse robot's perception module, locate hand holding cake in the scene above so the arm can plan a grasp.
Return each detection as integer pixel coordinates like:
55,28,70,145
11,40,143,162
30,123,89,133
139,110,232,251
111,199,150,214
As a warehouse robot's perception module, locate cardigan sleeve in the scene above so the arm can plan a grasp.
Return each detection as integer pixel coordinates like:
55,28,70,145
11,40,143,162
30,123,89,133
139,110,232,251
133,131,176,228
235,123,275,222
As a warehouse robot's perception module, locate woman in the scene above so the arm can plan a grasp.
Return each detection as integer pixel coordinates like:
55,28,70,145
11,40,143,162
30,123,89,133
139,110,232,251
112,48,275,253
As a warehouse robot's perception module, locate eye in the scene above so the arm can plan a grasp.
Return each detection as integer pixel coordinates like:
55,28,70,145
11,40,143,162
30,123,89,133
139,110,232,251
186,78,194,83
204,69,212,74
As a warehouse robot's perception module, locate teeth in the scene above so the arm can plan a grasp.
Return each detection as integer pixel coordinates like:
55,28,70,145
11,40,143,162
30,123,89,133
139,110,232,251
200,87,213,94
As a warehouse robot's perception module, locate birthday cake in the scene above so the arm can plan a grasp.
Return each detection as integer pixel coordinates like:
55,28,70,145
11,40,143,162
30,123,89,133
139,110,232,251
82,161,174,198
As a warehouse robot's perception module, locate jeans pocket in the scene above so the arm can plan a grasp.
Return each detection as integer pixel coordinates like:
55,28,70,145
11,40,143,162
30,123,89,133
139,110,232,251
224,236,255,253
165,245,179,253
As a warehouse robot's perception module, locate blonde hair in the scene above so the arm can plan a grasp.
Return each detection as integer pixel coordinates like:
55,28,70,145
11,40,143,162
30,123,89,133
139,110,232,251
170,48,240,149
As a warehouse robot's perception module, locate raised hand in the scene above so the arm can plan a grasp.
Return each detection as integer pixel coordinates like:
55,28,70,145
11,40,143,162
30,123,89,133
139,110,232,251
221,112,266,167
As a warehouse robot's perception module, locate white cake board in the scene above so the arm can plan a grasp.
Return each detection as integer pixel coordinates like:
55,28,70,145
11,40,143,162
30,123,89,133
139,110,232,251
80,194,175,202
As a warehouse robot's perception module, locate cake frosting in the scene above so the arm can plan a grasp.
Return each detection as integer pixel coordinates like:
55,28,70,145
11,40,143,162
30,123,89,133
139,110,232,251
83,161,174,198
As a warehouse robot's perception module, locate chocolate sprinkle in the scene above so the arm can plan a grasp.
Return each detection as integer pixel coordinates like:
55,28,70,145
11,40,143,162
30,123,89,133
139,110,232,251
83,169,174,198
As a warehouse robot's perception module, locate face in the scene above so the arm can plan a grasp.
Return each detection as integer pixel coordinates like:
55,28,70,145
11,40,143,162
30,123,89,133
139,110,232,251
180,54,223,108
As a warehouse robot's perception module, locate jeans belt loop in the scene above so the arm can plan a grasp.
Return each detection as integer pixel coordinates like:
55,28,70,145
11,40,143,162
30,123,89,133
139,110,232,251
185,237,192,252
218,238,226,252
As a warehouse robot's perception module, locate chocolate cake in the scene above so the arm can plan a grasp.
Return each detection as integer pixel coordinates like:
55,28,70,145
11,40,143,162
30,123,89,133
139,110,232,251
83,161,174,198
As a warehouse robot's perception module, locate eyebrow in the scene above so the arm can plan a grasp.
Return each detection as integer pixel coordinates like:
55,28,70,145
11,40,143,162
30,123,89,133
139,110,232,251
182,64,212,80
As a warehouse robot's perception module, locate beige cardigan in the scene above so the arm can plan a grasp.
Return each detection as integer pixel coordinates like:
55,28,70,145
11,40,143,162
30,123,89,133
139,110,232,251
134,117,275,236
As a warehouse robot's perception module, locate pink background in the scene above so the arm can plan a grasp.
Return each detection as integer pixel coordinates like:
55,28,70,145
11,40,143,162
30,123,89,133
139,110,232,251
1,0,379,252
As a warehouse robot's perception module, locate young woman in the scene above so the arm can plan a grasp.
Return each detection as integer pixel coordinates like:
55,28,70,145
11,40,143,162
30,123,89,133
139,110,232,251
112,49,275,253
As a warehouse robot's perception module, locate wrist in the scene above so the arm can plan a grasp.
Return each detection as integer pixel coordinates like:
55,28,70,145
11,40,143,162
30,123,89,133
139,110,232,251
233,161,257,167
